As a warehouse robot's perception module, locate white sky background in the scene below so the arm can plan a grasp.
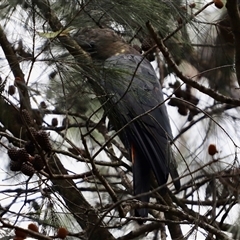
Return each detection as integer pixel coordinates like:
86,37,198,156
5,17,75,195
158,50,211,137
0,1,240,239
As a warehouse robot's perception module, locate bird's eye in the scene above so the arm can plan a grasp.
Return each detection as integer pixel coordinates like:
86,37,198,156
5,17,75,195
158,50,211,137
89,41,95,48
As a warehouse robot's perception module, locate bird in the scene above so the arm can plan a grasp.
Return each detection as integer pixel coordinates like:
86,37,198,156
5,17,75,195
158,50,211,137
74,28,180,219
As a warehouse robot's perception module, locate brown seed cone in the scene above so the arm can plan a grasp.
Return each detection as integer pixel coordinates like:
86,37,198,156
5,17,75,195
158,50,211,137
25,141,35,155
28,127,38,139
189,2,196,8
15,228,27,239
8,148,19,161
40,101,47,109
57,227,68,239
32,155,44,171
28,223,39,232
10,160,22,171
214,0,224,9
62,117,69,127
21,163,35,176
8,85,16,95
208,144,218,156
18,148,30,162
21,109,33,126
36,131,52,153
51,118,58,127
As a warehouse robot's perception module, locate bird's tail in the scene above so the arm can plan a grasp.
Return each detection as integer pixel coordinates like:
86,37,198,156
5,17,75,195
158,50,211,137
131,144,151,221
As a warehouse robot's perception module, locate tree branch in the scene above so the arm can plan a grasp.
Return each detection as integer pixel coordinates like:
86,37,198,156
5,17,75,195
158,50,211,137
133,201,233,240
226,0,240,86
146,21,240,106
0,25,31,110
48,154,115,240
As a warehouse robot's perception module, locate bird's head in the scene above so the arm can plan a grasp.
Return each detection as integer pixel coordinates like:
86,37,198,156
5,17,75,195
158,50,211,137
74,28,140,61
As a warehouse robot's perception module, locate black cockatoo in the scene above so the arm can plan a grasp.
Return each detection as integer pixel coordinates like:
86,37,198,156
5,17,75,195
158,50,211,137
74,28,180,219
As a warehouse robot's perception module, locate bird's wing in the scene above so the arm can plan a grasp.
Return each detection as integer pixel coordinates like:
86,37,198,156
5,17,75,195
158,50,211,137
103,54,172,185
